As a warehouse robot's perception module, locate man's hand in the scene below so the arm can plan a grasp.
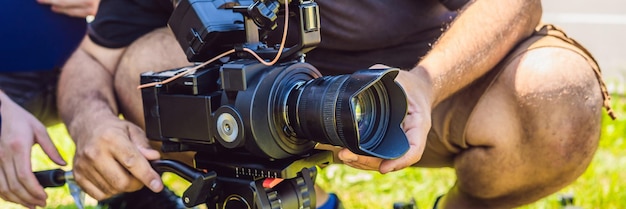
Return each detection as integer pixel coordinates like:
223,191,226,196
71,115,163,200
0,94,66,209
338,69,433,174
36,0,99,18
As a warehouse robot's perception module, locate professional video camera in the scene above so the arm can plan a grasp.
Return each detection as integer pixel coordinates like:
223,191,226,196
139,0,409,208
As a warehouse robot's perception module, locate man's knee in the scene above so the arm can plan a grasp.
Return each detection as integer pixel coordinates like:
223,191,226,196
509,46,603,104
511,46,604,148
516,46,603,174
502,46,603,175
456,47,603,205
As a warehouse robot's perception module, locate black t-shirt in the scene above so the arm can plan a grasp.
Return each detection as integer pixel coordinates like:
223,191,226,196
90,0,457,74
89,0,173,48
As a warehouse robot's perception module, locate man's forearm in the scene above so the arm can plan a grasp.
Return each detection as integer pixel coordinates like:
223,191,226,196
415,0,542,106
57,43,122,139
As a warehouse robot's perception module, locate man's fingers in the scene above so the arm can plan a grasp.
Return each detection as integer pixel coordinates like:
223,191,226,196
34,127,66,166
72,120,162,200
73,171,108,200
0,168,28,207
51,5,96,18
3,161,43,207
14,154,48,206
379,127,426,173
337,149,358,163
81,136,149,196
74,156,120,199
38,0,94,9
35,0,53,5
113,128,163,193
98,156,145,193
369,64,392,69
137,146,161,161
15,174,47,207
128,126,160,160
379,145,423,174
4,137,46,207
337,149,383,171
118,155,163,193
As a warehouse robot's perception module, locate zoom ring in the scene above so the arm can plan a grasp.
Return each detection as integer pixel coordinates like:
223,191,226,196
296,176,313,209
267,190,280,209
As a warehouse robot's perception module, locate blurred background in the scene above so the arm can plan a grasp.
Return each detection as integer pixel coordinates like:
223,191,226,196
542,0,626,92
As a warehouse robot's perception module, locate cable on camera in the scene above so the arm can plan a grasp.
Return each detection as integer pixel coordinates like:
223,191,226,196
137,0,290,89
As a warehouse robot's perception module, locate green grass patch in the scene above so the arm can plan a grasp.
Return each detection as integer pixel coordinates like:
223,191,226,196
1,95,624,209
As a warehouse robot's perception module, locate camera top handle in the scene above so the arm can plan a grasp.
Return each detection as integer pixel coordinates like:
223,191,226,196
232,0,321,61
168,0,320,63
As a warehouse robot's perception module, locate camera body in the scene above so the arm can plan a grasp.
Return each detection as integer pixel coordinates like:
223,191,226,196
141,60,322,159
140,0,409,208
141,60,408,160
142,0,409,161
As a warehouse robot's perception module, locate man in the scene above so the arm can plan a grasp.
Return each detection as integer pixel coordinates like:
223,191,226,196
58,0,613,208
0,0,98,208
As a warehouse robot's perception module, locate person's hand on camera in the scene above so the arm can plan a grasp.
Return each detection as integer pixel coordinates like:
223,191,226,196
0,92,67,209
338,69,433,174
71,114,163,200
36,0,99,18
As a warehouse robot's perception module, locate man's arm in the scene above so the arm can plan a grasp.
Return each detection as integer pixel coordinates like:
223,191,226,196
338,0,542,173
418,0,542,106
57,37,163,200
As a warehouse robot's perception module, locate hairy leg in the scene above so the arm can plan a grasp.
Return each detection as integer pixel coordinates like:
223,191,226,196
440,47,603,208
114,28,193,163
115,27,190,127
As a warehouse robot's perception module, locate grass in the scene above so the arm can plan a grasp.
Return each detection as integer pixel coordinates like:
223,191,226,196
1,94,625,209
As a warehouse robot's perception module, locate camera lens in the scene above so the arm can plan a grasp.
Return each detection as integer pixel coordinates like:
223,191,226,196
351,82,389,151
286,69,403,159
352,95,371,136
214,62,407,160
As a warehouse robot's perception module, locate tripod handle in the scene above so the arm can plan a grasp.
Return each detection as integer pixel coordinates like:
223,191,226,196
150,159,217,208
34,168,66,188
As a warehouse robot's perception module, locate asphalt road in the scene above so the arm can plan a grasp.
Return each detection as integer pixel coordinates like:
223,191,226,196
542,0,626,93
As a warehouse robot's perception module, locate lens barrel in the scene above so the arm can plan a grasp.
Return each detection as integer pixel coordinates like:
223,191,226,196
287,68,409,159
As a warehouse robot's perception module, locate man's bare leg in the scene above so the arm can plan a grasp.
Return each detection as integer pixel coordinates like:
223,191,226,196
115,27,190,128
439,47,603,208
114,27,194,163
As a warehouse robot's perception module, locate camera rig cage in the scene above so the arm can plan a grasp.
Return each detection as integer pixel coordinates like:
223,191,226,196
139,0,409,208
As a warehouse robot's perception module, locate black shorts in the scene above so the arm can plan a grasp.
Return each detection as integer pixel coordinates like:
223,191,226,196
0,70,61,126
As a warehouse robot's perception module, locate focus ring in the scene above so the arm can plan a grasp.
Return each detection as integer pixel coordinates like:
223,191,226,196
321,76,348,146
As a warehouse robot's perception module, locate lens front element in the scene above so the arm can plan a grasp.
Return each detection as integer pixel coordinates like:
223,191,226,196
351,93,373,138
287,68,408,159
351,82,389,151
